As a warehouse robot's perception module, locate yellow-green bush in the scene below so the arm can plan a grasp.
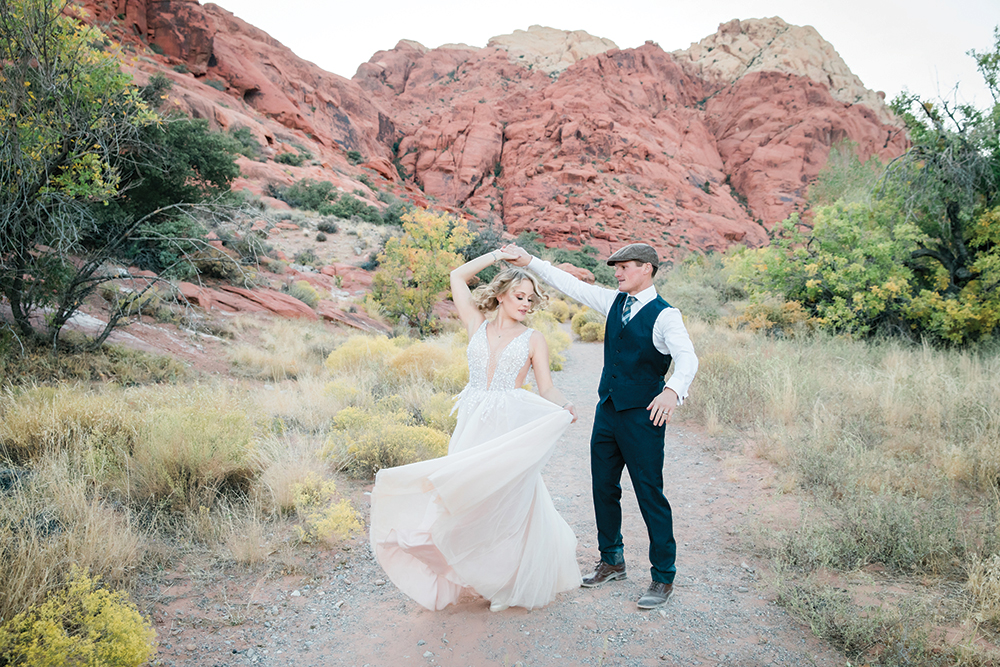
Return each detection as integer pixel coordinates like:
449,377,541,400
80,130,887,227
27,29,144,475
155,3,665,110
420,392,458,433
286,280,322,309
547,299,572,323
321,405,449,478
0,567,155,667
571,307,606,338
99,285,162,318
580,321,604,342
128,396,260,511
388,342,451,382
324,334,406,375
291,473,362,545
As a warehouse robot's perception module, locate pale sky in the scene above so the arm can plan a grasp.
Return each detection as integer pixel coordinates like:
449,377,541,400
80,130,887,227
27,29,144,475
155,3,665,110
211,0,998,108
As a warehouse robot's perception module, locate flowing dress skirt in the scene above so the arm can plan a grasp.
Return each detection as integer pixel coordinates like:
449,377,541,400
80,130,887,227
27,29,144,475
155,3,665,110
369,388,580,611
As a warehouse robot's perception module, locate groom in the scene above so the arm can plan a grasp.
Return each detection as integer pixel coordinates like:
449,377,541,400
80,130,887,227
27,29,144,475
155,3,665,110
506,242,698,609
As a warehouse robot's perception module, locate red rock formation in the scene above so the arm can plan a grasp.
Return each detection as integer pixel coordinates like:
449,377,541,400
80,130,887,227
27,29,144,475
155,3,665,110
80,4,908,263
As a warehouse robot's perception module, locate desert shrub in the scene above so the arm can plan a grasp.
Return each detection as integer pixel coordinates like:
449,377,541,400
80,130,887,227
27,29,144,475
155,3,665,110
228,126,261,159
571,307,606,338
275,151,305,166
0,339,185,386
547,245,616,286
580,321,604,342
317,220,339,234
318,193,383,224
320,404,449,478
371,209,472,334
99,284,162,318
346,150,363,165
291,473,362,544
281,178,334,209
419,392,458,434
229,319,339,381
547,299,572,323
0,460,146,623
293,249,320,267
325,335,406,375
455,221,506,283
316,232,327,242
731,297,816,338
123,390,261,511
388,342,452,382
285,280,321,309
0,387,141,465
656,252,746,323
0,567,155,667
204,78,226,91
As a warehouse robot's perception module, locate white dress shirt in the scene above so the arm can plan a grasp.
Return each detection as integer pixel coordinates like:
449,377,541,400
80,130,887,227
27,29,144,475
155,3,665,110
528,257,699,404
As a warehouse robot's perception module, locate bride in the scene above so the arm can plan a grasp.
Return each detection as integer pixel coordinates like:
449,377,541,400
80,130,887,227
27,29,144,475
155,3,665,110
369,246,581,611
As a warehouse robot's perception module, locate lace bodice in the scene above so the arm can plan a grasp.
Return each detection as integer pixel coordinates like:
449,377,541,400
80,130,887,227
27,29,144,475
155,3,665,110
466,320,532,392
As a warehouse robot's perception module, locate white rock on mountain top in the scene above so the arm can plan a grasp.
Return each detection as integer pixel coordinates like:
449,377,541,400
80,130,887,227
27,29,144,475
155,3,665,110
488,24,619,74
672,17,895,123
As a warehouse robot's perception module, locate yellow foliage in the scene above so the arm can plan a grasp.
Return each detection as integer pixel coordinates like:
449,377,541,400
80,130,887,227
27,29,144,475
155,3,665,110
421,392,458,433
286,280,322,308
528,310,571,371
389,342,451,382
0,567,155,667
320,405,450,478
291,473,362,544
571,307,606,338
580,321,605,342
324,334,406,374
547,299,572,323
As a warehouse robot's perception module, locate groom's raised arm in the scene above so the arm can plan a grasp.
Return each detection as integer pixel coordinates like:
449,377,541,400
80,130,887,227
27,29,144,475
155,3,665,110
504,245,618,316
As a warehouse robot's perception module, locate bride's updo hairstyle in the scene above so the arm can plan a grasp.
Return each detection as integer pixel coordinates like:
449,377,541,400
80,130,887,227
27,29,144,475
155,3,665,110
472,267,549,314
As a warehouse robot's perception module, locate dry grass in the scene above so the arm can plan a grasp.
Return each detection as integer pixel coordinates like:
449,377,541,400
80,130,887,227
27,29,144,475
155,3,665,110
227,317,340,381
686,318,1000,663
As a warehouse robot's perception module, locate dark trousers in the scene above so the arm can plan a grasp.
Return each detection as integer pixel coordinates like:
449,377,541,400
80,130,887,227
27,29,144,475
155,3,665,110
590,397,677,584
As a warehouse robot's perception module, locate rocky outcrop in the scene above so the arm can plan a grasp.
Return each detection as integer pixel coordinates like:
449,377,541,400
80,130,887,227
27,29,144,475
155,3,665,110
488,25,619,74
83,5,908,261
672,18,895,124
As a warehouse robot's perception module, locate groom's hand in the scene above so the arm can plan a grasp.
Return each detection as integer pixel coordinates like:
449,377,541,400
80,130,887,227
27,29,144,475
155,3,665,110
647,388,678,427
501,244,531,267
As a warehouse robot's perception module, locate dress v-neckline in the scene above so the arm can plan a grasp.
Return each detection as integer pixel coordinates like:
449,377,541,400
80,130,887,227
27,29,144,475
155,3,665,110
481,321,531,390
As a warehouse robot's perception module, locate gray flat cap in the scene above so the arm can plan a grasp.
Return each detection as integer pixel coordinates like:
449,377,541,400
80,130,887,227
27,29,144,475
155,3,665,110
606,243,659,267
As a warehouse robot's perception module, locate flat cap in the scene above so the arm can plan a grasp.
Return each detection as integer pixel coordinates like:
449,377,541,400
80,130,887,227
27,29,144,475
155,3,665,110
606,243,659,267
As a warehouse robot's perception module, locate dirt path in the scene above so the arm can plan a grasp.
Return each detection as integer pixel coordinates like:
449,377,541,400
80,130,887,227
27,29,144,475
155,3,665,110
150,336,845,667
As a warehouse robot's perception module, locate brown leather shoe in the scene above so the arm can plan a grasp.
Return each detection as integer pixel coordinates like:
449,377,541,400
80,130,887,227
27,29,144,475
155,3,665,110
637,581,673,609
581,560,627,588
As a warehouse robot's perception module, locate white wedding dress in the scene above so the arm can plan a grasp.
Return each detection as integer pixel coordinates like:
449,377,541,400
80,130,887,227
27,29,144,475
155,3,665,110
369,321,581,611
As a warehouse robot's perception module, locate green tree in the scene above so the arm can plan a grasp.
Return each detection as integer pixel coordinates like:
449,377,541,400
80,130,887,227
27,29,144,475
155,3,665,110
729,29,1000,344
0,0,242,347
0,0,158,346
371,209,472,334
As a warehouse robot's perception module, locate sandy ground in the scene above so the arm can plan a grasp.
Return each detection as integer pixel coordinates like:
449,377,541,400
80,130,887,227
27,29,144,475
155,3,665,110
146,335,846,667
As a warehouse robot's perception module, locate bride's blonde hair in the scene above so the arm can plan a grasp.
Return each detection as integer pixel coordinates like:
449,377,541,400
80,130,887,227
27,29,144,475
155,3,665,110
472,267,549,314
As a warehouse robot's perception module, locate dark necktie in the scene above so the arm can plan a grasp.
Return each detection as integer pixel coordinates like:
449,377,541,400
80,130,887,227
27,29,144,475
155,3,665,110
621,295,636,326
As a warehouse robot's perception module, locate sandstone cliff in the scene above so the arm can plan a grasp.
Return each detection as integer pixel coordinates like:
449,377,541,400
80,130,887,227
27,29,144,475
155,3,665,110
83,3,907,261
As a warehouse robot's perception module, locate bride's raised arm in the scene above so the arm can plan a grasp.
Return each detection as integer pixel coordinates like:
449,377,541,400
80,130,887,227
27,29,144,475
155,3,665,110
449,249,517,335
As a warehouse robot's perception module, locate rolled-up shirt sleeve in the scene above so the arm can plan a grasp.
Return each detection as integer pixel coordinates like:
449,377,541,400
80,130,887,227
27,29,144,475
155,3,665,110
654,309,698,405
527,257,617,316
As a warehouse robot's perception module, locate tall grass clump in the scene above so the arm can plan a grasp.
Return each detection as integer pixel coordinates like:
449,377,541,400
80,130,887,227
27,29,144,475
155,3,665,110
228,317,340,381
